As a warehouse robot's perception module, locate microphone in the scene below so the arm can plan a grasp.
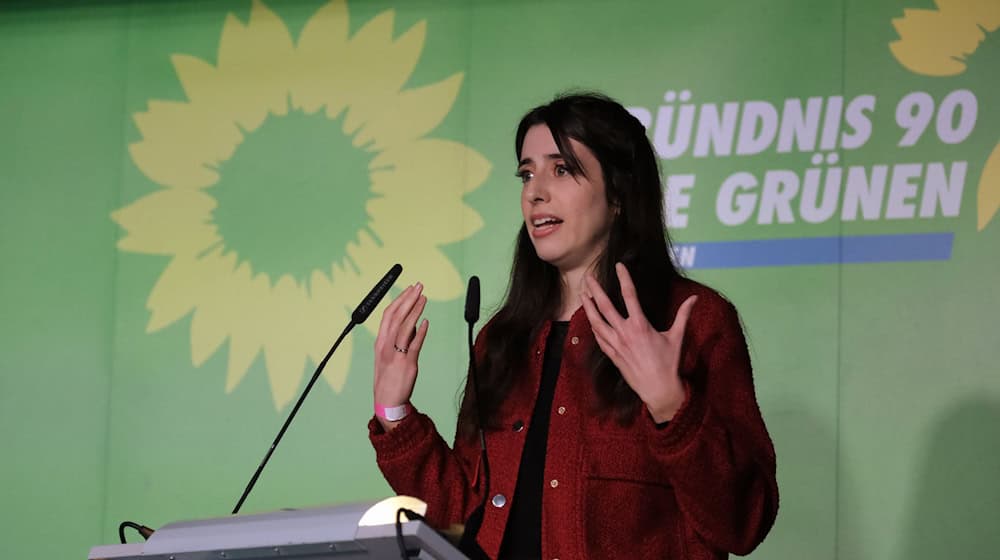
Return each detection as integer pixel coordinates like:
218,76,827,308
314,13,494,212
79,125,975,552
231,263,403,515
464,276,480,324
458,276,491,559
353,263,403,324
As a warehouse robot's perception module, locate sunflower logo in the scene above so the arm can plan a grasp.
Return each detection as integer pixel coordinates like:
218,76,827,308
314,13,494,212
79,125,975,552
889,0,1000,230
112,0,491,409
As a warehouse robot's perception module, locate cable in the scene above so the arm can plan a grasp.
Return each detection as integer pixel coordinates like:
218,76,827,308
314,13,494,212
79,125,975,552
394,507,426,559
117,521,154,544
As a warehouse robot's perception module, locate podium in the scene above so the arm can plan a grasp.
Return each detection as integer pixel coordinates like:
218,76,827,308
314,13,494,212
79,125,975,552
88,497,468,559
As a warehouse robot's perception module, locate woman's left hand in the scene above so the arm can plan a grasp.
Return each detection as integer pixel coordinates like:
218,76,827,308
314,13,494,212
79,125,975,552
580,262,698,423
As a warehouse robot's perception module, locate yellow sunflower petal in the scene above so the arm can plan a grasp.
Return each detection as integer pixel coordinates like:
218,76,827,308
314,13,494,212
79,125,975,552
368,139,490,244
342,14,426,134
889,7,983,76
223,262,272,392
226,333,262,393
343,229,397,282
352,72,463,151
262,275,312,408
189,250,241,366
977,142,1000,231
146,254,203,332
320,335,354,393
215,0,294,131
394,246,465,300
112,188,221,255
367,197,483,246
936,0,1000,30
306,269,353,358
130,101,239,189
169,54,263,163
293,0,351,115
371,139,491,196
344,230,463,302
308,270,354,393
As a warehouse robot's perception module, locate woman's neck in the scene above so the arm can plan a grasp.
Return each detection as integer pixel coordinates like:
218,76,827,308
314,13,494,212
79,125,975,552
556,266,589,321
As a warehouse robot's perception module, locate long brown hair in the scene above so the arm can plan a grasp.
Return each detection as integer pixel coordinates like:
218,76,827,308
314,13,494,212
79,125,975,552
458,92,683,438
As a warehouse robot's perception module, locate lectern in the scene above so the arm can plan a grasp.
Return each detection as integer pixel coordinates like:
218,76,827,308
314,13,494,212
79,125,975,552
88,497,468,559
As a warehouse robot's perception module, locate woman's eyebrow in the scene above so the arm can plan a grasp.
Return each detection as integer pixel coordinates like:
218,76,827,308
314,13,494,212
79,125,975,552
518,153,563,166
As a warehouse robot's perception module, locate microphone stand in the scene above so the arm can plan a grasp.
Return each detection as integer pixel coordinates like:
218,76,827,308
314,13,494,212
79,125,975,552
232,321,355,514
458,277,491,559
232,263,403,514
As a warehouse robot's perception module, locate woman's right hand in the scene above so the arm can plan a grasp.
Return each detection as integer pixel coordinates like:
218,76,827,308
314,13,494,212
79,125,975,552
373,282,430,431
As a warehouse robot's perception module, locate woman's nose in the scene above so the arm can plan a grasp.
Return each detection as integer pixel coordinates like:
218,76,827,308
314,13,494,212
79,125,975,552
524,175,550,203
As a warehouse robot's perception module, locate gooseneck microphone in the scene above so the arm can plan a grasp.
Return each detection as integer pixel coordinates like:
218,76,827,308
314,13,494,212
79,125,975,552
231,263,403,515
464,276,480,324
463,276,487,477
353,264,404,324
458,276,491,559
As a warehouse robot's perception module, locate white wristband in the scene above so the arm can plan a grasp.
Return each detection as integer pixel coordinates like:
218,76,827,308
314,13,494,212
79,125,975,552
375,403,411,422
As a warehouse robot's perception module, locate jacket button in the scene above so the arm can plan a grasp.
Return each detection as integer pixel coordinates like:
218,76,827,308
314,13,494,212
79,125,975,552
570,336,580,345
557,406,566,415
491,494,507,508
512,420,524,432
549,479,559,488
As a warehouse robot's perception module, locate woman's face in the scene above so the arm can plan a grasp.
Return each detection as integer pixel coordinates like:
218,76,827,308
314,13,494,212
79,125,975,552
517,124,615,274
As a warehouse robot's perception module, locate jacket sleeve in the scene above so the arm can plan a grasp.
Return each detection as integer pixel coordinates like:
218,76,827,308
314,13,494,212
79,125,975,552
645,295,779,555
368,408,485,529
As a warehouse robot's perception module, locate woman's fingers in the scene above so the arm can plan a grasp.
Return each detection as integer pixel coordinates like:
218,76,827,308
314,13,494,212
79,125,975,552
372,285,430,410
395,294,427,351
670,295,698,341
584,274,626,329
614,262,644,320
408,319,430,356
376,284,414,344
378,283,424,351
590,320,620,362
580,292,619,352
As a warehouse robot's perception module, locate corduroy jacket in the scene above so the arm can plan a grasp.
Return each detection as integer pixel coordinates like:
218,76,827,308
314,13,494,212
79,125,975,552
369,278,778,559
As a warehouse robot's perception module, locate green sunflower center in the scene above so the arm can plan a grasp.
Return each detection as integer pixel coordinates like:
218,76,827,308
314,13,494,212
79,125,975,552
211,109,374,283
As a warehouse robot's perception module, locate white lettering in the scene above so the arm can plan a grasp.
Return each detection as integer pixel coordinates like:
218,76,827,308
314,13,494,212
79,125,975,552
776,97,822,153
919,161,966,217
841,95,875,150
673,245,697,268
665,174,695,228
758,170,799,224
735,101,779,156
716,172,758,226
819,96,843,151
885,163,922,219
800,167,841,223
842,165,888,221
693,102,740,157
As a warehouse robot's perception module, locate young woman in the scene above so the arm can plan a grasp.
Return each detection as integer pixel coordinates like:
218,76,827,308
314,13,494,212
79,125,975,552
368,93,778,559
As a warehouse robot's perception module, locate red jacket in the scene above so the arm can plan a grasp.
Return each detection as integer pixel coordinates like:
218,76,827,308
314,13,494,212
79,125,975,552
369,278,778,559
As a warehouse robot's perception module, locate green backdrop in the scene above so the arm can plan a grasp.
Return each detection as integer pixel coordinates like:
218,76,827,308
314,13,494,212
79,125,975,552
1,0,998,558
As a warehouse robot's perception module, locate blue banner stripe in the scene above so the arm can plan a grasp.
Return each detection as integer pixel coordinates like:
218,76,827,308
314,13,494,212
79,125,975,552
675,233,954,269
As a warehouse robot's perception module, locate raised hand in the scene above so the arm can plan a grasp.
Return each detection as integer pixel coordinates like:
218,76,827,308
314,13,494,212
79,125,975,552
373,283,430,431
580,263,698,423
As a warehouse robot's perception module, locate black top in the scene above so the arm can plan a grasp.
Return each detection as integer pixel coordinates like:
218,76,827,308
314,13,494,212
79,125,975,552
498,321,570,560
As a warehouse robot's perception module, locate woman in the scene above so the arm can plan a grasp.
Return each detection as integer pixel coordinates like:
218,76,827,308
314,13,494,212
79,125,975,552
369,93,778,559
